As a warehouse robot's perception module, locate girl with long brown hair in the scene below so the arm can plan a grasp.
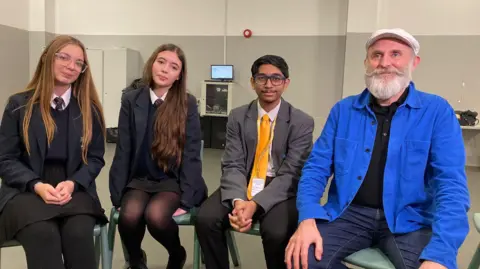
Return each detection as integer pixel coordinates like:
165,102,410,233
0,35,107,269
109,44,207,269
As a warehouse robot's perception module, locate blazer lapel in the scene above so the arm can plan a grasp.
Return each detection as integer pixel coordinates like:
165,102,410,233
67,98,82,174
272,99,290,172
133,88,150,161
30,103,46,172
244,101,258,173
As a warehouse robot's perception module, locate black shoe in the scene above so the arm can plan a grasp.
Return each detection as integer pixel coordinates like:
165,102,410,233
166,246,187,269
128,249,148,269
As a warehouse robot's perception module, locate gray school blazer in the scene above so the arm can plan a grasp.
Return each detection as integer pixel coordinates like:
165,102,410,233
220,98,314,213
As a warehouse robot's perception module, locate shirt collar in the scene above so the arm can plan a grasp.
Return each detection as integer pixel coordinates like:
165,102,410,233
369,87,409,108
150,89,168,105
51,86,72,109
354,81,422,109
257,99,281,121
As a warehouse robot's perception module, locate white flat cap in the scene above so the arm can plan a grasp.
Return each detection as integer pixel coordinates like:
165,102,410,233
365,28,420,55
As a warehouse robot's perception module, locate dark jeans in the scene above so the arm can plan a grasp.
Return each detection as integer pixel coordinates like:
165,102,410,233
307,204,432,269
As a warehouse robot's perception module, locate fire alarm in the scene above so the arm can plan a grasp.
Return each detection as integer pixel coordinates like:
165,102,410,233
243,29,252,38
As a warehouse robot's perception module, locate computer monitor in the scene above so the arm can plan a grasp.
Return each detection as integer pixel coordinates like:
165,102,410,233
211,65,234,81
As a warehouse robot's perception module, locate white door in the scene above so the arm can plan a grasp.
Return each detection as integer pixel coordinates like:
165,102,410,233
86,49,104,105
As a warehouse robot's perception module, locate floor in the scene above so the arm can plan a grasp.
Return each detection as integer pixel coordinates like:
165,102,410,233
2,145,480,269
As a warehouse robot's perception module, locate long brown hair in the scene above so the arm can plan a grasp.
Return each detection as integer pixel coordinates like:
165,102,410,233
23,35,105,163
143,44,188,171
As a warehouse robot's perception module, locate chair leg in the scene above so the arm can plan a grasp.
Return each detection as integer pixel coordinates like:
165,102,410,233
108,208,120,268
193,231,201,269
94,234,101,269
100,225,111,269
226,230,241,267
468,242,480,269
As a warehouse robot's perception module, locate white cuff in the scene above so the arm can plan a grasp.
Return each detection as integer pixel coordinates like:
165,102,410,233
232,198,244,207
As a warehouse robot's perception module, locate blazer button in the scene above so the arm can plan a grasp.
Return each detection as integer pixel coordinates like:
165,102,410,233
371,120,376,125
357,176,362,180
365,148,371,153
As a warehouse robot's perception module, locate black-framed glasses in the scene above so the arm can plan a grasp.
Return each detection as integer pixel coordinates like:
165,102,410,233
55,52,88,73
253,74,286,86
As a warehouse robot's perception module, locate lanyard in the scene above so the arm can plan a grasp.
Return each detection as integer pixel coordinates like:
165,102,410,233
255,115,276,177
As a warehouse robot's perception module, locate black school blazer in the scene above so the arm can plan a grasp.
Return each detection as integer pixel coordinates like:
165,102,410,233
109,86,207,209
0,90,106,214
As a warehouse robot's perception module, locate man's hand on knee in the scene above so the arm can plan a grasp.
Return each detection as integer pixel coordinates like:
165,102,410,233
419,261,447,269
285,219,323,269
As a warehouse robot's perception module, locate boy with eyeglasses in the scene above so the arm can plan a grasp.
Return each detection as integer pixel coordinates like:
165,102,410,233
195,55,315,269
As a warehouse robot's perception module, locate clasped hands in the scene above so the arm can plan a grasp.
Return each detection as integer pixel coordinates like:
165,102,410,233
34,180,75,205
229,200,257,232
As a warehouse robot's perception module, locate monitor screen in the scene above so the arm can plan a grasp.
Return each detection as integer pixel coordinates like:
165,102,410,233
211,65,234,80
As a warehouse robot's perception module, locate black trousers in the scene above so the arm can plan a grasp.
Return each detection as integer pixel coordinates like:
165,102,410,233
195,188,298,269
15,214,96,269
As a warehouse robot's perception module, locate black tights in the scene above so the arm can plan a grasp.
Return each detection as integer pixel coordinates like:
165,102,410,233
15,214,96,269
118,189,182,264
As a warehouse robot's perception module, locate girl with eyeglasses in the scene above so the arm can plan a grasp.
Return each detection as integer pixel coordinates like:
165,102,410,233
0,35,107,269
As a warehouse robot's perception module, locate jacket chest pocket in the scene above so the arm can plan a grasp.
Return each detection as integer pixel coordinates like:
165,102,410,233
334,137,358,176
400,140,431,181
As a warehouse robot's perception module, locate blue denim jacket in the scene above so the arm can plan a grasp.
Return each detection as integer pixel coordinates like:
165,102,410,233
297,82,470,269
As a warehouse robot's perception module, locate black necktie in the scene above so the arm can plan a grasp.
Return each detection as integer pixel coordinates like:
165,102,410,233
154,99,164,108
54,97,65,111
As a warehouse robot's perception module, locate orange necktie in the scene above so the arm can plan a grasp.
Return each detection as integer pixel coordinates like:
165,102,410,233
247,114,271,199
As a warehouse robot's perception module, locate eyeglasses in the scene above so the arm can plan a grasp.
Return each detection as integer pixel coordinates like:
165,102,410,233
55,52,88,73
253,74,286,86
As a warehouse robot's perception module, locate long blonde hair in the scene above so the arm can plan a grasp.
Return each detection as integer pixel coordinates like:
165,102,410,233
23,35,105,163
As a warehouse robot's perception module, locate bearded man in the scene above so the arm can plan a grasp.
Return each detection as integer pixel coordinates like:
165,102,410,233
285,28,470,269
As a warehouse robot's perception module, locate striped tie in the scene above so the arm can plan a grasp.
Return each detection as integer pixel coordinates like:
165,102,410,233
53,97,65,111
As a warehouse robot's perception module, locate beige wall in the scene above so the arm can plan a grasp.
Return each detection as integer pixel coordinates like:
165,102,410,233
0,0,30,117
0,0,29,31
54,0,347,36
0,26,29,118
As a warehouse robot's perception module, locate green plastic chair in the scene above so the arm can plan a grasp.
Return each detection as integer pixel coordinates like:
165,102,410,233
0,223,110,269
225,221,395,269
225,222,261,268
344,248,395,269
467,213,480,269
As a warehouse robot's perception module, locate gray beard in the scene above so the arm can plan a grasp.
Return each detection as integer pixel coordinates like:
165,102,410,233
364,69,411,100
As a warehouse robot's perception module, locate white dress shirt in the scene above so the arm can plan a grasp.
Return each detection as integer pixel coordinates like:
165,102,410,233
150,89,168,104
50,87,72,110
